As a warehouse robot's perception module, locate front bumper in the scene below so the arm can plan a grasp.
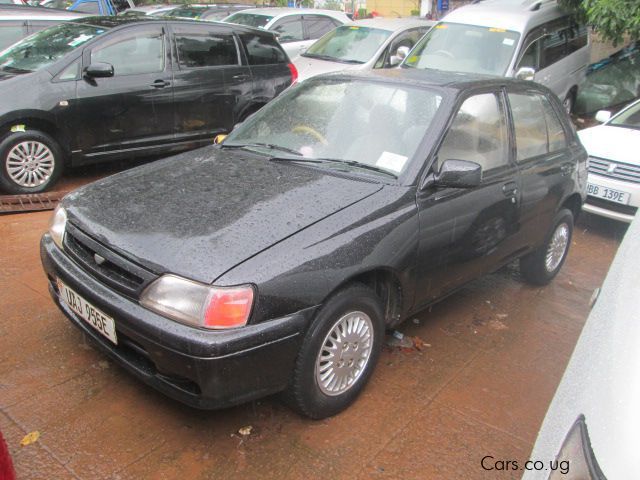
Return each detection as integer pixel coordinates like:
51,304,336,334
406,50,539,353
41,233,316,409
584,173,639,223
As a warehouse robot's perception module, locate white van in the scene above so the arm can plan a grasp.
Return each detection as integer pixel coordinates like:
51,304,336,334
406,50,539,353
403,0,590,112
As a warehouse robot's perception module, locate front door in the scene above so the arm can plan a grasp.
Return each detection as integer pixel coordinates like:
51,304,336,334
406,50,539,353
72,25,174,161
414,90,522,308
170,24,251,144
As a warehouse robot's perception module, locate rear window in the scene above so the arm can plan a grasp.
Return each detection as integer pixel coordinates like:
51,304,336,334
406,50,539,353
225,12,273,29
176,34,238,68
240,33,286,65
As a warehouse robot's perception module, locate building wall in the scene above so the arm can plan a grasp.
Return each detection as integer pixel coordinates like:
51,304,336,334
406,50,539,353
363,0,470,18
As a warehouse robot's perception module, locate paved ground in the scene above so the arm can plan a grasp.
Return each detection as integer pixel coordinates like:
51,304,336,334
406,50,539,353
0,206,627,480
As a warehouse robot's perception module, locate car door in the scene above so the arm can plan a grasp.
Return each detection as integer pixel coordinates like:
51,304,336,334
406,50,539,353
414,89,522,307
270,15,305,58
170,23,251,143
70,24,173,160
302,15,340,55
506,88,574,251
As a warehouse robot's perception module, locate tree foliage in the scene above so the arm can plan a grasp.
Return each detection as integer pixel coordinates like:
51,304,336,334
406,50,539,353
560,0,640,46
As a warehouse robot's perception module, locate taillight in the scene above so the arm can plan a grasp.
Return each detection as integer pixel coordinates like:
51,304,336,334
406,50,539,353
287,63,298,85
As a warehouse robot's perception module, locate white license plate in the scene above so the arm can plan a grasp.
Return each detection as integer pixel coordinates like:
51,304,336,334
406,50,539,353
57,279,118,345
587,183,630,205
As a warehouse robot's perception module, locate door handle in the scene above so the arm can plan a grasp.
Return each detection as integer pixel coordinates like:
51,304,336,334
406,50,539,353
232,74,250,81
151,79,170,88
502,181,518,197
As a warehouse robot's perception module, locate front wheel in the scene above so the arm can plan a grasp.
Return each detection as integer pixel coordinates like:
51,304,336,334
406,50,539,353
520,208,574,285
284,284,385,419
0,130,64,194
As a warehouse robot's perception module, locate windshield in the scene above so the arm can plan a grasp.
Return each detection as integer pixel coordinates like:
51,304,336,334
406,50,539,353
610,102,640,129
0,23,106,74
224,12,273,28
304,25,391,64
224,79,442,177
404,22,520,76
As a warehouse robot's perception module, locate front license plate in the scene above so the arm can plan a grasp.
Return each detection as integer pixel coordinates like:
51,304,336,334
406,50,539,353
587,183,630,205
57,279,118,345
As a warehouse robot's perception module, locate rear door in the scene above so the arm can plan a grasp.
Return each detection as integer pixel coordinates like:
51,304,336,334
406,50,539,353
72,24,174,161
506,88,574,251
414,89,522,307
170,23,251,143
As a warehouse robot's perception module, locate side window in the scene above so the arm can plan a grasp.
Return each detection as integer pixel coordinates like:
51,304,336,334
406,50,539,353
0,22,26,50
240,33,286,65
74,1,101,14
175,33,238,68
436,93,509,174
91,29,164,76
566,21,588,55
540,19,569,69
516,38,540,70
271,16,304,43
303,16,338,40
540,96,567,152
383,28,428,68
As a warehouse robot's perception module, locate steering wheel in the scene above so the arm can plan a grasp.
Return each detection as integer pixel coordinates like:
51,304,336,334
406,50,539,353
292,125,328,145
434,49,455,59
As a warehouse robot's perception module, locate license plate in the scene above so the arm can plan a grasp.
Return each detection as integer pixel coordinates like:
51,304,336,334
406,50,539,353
57,279,117,345
587,183,630,205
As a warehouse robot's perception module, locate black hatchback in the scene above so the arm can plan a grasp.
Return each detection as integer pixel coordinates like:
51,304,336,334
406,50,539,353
0,17,296,194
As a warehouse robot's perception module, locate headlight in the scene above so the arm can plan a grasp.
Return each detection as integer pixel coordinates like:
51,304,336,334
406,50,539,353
140,274,254,329
49,205,67,250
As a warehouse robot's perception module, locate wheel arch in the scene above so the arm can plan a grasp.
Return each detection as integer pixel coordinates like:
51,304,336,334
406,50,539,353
0,113,70,160
560,192,583,222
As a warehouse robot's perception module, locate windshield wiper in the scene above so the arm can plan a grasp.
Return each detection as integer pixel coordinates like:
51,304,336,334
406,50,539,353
223,142,303,156
301,53,364,65
275,157,397,178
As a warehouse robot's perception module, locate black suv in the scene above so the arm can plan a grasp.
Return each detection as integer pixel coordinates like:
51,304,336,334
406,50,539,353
0,17,295,193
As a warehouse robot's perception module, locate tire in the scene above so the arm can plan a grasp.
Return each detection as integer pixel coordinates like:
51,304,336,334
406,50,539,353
0,130,64,194
284,284,385,419
520,208,573,285
563,91,575,115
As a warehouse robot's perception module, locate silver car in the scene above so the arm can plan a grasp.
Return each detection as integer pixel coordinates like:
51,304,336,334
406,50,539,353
294,18,434,82
223,7,350,59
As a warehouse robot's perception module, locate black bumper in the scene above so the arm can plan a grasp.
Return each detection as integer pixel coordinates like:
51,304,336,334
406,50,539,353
41,234,316,409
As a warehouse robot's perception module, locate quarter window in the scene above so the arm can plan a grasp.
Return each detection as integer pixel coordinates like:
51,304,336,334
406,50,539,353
175,34,238,68
436,93,509,174
91,30,164,76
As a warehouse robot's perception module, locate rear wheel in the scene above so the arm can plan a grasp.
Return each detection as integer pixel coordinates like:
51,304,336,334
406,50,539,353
284,284,385,419
0,130,64,194
520,208,573,285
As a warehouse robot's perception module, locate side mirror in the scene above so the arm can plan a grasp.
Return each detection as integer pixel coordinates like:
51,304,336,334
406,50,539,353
424,159,482,189
84,62,114,78
595,110,612,124
515,66,535,81
389,46,410,66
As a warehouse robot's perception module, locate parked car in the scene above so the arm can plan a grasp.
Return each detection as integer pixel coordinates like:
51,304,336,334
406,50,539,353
120,3,179,16
295,18,434,82
0,5,86,50
38,0,73,9
67,0,132,15
223,7,350,59
166,4,253,22
41,70,586,418
0,17,296,194
402,0,591,113
577,99,640,223
524,216,640,479
0,0,29,5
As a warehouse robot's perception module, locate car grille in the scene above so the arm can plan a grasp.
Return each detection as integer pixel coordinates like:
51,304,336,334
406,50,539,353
63,222,157,298
588,156,640,184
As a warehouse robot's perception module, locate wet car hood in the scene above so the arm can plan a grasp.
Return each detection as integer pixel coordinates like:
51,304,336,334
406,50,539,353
294,55,364,82
63,146,383,284
578,124,640,166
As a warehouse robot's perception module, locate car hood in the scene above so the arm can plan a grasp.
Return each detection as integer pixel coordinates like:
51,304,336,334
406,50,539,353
63,146,383,284
294,55,364,82
578,124,640,165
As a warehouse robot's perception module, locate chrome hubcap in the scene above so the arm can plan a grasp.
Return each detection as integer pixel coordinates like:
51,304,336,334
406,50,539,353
315,311,373,396
545,223,569,272
6,141,55,188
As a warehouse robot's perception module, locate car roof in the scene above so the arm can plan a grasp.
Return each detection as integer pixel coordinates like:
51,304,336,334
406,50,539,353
313,67,550,94
351,17,435,31
440,0,566,34
230,7,346,18
0,4,86,19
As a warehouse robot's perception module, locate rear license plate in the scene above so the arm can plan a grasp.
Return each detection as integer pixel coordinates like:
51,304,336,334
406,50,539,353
587,183,630,205
57,279,118,345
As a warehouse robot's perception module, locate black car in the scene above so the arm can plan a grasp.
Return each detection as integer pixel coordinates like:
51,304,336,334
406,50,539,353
0,16,296,194
41,70,587,418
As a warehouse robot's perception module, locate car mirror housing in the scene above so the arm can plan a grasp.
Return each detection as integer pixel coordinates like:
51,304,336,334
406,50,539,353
424,159,482,189
396,45,410,60
515,66,535,81
84,62,115,78
594,110,612,123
